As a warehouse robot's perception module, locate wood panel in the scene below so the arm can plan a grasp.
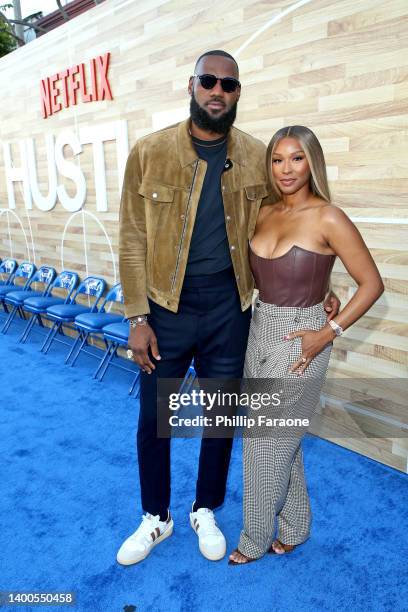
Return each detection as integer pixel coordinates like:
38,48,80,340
0,0,407,471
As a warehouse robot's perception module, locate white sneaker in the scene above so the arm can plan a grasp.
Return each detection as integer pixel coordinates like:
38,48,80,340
189,503,226,561
117,512,173,565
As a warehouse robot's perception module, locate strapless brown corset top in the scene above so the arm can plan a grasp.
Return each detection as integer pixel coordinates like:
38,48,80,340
249,243,336,307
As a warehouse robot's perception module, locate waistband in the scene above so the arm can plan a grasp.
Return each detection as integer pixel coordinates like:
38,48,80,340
254,298,326,319
182,266,235,288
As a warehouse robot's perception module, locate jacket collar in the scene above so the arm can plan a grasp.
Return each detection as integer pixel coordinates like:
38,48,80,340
177,118,247,168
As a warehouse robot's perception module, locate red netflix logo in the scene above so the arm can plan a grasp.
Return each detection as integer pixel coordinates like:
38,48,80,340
40,52,113,118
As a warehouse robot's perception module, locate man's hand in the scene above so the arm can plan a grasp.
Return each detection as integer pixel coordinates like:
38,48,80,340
323,290,341,321
128,323,161,374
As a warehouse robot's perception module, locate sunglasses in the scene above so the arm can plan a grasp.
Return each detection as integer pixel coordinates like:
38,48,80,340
193,73,241,93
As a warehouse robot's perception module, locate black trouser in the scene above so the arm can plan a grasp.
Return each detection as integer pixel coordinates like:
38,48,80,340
137,267,252,518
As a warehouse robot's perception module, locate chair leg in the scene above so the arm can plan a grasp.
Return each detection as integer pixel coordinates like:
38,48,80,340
129,369,141,397
41,321,61,354
69,331,89,367
179,367,197,395
93,342,113,379
57,324,65,336
1,305,18,334
98,343,118,382
19,314,38,343
65,331,82,364
40,321,56,352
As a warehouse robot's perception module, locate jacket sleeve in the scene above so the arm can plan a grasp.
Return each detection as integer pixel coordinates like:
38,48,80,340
118,142,150,318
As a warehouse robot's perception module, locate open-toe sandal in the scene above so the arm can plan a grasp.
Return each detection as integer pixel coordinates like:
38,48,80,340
228,549,258,565
268,539,296,555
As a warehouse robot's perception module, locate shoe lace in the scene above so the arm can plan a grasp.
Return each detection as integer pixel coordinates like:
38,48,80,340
131,514,161,543
198,510,219,536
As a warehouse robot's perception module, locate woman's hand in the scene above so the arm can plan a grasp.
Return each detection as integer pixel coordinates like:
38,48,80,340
285,327,335,375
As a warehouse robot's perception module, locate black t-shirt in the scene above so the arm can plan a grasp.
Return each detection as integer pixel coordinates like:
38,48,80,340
185,134,232,276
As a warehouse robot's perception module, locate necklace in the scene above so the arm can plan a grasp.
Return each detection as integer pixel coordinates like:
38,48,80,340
189,128,227,147
192,137,227,148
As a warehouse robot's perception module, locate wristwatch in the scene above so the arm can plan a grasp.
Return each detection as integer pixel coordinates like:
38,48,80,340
129,315,148,328
328,319,343,336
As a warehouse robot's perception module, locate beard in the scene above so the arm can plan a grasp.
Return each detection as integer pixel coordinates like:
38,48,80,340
190,93,237,134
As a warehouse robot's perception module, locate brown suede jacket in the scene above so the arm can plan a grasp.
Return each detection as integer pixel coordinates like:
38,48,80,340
119,118,269,318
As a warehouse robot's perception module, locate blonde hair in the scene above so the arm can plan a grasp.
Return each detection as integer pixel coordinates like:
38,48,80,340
266,126,331,202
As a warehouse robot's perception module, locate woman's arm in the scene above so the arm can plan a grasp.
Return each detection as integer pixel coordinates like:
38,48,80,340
319,206,384,333
288,206,384,374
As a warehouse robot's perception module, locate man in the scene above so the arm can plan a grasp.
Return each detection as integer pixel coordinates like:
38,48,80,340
117,50,339,565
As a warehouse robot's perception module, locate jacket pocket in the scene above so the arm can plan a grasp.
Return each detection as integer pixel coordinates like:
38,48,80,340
138,181,175,203
245,184,270,238
244,184,270,201
138,181,177,283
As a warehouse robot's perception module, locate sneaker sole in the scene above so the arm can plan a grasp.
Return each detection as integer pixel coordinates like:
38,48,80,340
117,520,174,566
189,514,226,561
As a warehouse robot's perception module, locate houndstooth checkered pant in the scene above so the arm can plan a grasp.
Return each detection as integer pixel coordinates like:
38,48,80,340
238,299,332,559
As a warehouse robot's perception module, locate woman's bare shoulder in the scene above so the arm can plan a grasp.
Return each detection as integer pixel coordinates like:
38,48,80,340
319,203,351,225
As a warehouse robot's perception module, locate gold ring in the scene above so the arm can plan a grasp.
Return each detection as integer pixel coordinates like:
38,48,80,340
126,349,134,360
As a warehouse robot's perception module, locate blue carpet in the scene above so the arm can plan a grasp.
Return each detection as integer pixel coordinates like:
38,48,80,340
0,316,407,612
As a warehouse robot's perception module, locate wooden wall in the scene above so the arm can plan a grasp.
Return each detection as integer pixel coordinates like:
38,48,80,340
0,0,407,471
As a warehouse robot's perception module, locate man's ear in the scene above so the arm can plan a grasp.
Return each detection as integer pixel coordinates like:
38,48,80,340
188,76,194,96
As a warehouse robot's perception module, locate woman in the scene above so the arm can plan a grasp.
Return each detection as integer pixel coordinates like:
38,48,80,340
229,125,384,565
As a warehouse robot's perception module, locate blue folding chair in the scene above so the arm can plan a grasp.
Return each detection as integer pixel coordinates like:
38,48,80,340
0,258,17,286
66,283,124,366
19,271,79,344
93,320,140,397
0,261,36,314
40,276,106,355
1,266,56,334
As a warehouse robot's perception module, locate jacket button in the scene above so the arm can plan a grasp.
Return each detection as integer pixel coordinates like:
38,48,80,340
294,316,299,322
166,300,170,305
222,186,225,191
180,214,185,219
230,245,235,251
256,302,260,308
226,215,231,221
260,357,266,364
236,274,240,281
152,192,158,199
